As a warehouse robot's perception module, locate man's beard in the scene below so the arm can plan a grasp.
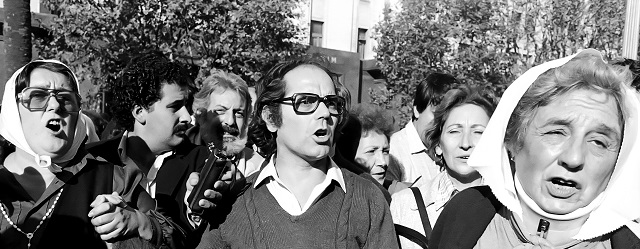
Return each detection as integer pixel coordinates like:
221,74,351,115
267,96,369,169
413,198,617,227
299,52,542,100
219,123,246,157
221,134,247,156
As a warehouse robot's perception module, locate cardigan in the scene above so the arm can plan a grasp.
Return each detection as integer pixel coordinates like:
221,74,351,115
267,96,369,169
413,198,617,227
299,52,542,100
196,168,399,249
429,186,640,249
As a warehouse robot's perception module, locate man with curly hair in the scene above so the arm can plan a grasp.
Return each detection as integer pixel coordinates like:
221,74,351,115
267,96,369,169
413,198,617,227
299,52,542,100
87,51,236,249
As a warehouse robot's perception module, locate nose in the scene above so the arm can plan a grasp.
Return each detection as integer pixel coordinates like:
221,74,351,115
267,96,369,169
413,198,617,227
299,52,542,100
374,151,388,168
221,110,236,126
557,137,585,171
178,106,191,124
46,94,62,112
460,130,473,150
315,101,331,119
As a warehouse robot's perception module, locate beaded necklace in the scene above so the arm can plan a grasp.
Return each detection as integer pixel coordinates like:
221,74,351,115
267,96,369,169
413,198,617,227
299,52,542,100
0,188,64,249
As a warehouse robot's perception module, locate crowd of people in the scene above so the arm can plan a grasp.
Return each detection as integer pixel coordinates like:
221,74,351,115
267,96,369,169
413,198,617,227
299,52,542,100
0,48,639,249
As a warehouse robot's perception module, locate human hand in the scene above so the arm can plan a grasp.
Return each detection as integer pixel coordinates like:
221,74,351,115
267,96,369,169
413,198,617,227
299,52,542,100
194,108,223,148
88,192,152,241
186,162,244,210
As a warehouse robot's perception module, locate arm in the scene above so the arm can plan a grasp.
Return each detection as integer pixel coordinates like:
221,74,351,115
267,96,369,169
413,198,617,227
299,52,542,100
365,187,400,249
95,165,186,249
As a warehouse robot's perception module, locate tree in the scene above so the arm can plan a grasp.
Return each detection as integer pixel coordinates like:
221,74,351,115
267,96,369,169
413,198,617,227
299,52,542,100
3,0,32,100
37,0,307,112
374,0,626,126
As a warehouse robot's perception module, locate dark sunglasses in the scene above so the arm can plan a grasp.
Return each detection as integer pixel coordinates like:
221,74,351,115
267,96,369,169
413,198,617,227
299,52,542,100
17,87,81,112
273,93,346,115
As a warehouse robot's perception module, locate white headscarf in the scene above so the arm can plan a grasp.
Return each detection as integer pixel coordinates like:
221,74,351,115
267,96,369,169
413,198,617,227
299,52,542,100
468,49,640,240
0,59,87,172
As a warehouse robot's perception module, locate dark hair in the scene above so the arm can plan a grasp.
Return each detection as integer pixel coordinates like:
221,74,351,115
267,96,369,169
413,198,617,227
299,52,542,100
611,58,640,92
249,58,351,157
108,51,195,131
505,51,631,152
350,103,394,138
15,61,79,97
424,85,496,168
412,72,457,120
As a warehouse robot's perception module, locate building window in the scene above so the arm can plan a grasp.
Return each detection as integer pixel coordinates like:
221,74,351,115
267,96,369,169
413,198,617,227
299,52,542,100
311,21,323,47
357,28,367,59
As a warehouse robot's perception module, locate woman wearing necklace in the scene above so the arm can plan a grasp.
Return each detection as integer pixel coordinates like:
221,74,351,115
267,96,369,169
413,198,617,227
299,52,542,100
0,60,167,248
429,49,640,248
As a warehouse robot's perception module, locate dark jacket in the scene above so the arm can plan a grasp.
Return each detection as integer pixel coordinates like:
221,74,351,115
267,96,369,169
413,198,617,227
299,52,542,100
0,148,164,249
429,186,640,249
87,135,210,249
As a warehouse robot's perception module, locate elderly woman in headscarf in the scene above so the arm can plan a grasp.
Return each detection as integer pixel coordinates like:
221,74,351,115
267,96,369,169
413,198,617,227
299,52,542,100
0,60,170,248
428,49,640,248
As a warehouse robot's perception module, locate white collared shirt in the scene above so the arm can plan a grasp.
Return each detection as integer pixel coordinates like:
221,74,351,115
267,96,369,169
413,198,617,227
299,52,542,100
389,121,439,187
253,157,346,216
146,151,174,198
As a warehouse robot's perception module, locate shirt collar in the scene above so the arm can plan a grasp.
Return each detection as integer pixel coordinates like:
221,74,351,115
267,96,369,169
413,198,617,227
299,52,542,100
118,131,162,174
254,156,346,193
404,121,428,154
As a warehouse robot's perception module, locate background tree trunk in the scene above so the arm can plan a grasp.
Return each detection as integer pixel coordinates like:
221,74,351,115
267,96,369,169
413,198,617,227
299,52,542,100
3,0,32,101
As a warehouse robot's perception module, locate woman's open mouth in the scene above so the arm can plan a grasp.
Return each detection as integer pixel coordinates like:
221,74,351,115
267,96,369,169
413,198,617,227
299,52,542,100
547,177,579,198
46,119,62,133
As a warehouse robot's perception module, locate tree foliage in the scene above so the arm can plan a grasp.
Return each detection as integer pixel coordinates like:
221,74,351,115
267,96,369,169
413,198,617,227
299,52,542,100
36,0,307,112
374,0,627,125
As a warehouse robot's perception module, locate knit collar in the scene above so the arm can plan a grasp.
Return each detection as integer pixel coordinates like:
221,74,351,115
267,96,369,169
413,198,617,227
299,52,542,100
467,49,640,240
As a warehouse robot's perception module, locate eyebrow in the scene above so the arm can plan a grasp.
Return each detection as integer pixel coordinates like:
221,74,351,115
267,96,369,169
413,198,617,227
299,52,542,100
543,118,621,139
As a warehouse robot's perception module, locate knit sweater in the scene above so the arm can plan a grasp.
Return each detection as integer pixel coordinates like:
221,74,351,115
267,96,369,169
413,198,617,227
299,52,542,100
197,168,398,249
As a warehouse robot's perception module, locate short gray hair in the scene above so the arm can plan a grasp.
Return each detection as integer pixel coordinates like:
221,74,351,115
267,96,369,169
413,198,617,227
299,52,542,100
193,71,252,116
505,51,632,153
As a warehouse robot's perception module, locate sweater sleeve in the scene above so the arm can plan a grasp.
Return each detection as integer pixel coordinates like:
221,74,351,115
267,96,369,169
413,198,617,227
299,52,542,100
365,184,400,249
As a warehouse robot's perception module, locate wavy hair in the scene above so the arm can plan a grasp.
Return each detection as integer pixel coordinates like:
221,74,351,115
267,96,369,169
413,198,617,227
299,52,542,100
505,51,632,153
108,51,194,131
424,85,496,168
249,58,351,157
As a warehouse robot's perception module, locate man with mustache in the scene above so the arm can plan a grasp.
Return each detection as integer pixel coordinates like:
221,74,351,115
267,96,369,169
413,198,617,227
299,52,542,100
87,52,237,249
188,70,264,177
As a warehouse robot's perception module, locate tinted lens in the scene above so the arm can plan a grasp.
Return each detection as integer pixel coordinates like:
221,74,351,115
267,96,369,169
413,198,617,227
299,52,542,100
56,92,81,111
23,88,50,109
324,96,344,115
294,94,320,113
21,88,80,112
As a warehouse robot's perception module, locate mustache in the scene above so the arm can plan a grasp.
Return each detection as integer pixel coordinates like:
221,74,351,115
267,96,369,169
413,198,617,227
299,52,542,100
222,123,240,136
173,123,189,133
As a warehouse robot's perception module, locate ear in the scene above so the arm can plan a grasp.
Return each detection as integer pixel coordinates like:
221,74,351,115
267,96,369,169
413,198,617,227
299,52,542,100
261,108,278,133
413,105,420,119
132,104,148,126
435,145,443,156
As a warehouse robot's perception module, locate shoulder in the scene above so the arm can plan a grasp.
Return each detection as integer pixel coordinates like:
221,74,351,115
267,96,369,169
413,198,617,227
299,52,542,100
429,186,502,249
611,226,640,249
341,169,388,204
86,135,123,163
442,186,500,217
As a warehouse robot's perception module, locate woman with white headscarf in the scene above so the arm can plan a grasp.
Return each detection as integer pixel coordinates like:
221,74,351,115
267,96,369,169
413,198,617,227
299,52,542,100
0,60,170,248
429,49,640,248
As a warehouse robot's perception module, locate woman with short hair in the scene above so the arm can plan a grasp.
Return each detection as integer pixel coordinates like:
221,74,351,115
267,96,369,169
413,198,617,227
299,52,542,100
391,85,496,249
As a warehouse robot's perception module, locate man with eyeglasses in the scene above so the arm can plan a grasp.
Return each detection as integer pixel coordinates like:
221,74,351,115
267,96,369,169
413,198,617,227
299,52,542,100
195,59,398,248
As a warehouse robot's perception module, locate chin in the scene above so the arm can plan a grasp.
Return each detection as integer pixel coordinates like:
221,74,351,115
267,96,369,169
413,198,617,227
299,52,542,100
536,196,582,215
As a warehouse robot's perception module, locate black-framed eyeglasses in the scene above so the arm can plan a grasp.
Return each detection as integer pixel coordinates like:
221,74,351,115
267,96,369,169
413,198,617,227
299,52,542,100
17,87,81,112
273,93,346,115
